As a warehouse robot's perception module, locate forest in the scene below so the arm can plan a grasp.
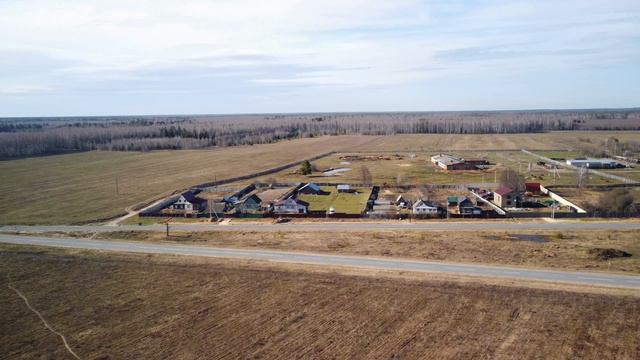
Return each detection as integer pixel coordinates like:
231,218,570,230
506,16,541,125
1,109,639,158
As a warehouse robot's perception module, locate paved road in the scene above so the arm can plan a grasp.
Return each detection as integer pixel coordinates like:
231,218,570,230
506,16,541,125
1,234,639,290
521,149,638,184
2,220,640,234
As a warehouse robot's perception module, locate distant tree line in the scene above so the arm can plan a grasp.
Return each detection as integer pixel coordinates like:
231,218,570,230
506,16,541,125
0,110,639,159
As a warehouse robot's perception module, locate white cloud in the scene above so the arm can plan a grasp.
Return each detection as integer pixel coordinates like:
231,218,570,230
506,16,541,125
0,0,638,113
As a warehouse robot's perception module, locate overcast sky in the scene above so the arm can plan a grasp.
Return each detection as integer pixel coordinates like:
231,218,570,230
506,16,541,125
0,0,639,116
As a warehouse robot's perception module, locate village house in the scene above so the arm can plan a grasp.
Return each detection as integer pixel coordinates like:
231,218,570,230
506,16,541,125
458,197,481,215
165,190,207,216
493,186,522,208
234,193,262,214
273,198,309,214
412,199,439,216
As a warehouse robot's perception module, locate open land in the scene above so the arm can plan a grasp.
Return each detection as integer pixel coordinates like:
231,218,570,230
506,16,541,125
298,186,371,214
257,152,491,185
0,136,374,225
10,228,640,274
349,131,640,152
1,131,638,225
257,149,622,186
1,244,639,359
93,229,640,274
554,187,640,211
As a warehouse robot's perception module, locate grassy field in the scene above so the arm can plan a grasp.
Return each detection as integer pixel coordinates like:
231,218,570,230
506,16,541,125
298,186,371,214
0,136,373,225
483,150,621,186
258,149,623,187
90,228,640,274
604,168,640,182
350,131,640,151
1,244,638,359
258,152,492,185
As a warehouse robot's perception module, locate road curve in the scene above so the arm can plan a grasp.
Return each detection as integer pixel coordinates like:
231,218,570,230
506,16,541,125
1,234,639,290
2,220,640,234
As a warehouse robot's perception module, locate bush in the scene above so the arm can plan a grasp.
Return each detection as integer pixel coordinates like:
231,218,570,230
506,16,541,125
299,160,312,175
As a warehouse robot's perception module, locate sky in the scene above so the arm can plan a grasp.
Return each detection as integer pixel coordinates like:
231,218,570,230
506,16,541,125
0,0,639,117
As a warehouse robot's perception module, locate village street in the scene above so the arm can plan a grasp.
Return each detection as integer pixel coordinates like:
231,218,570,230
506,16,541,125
2,220,640,234
1,234,640,289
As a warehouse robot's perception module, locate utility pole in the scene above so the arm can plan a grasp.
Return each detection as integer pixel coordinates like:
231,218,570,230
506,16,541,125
115,176,119,195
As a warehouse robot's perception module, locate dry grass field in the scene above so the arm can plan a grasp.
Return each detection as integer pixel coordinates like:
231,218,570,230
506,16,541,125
2,244,639,359
0,136,374,225
351,131,640,152
86,228,640,273
554,187,640,211
257,152,491,185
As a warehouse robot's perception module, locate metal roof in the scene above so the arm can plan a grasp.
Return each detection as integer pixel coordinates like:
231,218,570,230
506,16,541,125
300,183,321,192
494,186,514,196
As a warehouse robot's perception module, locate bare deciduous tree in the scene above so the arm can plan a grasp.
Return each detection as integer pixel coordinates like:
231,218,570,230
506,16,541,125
1,109,638,159
360,166,372,186
499,168,525,191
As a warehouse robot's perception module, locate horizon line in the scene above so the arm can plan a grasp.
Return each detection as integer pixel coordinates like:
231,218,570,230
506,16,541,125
2,106,640,120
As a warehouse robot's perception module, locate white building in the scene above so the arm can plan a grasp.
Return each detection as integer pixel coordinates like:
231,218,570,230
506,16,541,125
566,158,620,169
337,184,351,192
165,191,207,215
273,198,308,214
412,200,439,215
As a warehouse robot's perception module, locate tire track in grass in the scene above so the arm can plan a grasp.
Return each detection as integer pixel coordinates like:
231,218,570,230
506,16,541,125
7,280,82,359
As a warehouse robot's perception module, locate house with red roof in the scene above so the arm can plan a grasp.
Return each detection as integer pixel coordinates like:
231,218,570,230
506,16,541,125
492,186,522,208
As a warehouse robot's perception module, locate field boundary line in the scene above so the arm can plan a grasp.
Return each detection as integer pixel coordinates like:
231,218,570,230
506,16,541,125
6,278,82,359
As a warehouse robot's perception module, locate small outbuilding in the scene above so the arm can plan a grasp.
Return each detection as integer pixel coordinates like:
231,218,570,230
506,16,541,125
298,183,323,195
396,195,409,208
447,196,459,207
525,182,541,194
337,184,351,192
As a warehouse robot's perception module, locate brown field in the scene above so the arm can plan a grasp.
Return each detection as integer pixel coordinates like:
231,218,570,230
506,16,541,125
85,228,640,273
0,136,374,225
2,244,639,359
351,131,640,152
